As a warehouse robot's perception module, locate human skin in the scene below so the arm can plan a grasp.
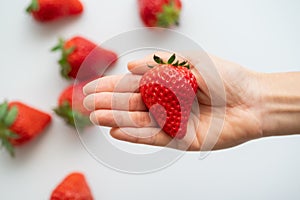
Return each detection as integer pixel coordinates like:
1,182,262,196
83,52,300,151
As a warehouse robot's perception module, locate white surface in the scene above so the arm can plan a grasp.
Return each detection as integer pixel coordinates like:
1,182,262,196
0,0,300,199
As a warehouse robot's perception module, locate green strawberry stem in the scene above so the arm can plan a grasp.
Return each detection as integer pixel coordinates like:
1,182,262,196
0,102,8,120
51,38,75,80
156,0,181,27
150,54,190,69
54,101,91,130
167,53,176,64
154,55,165,64
26,0,39,13
4,106,18,127
0,101,19,157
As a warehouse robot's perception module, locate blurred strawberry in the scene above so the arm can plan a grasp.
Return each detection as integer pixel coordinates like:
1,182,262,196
52,36,118,81
54,82,92,129
0,101,52,156
26,0,83,22
50,172,93,200
138,0,182,27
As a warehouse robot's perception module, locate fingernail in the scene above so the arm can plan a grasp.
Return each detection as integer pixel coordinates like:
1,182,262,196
127,60,135,70
89,111,98,125
83,80,97,95
83,95,92,111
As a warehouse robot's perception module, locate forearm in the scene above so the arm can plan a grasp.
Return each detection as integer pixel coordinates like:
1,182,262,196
259,72,300,137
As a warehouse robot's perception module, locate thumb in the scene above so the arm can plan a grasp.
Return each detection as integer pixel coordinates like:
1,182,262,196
127,58,156,75
127,51,176,75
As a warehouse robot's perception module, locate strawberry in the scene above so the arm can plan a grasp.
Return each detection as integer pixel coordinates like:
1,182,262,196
50,172,93,200
0,101,52,156
54,82,91,129
139,54,198,139
26,0,83,22
138,0,182,27
51,36,118,81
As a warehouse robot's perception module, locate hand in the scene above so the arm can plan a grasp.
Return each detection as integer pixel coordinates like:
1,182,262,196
83,52,265,151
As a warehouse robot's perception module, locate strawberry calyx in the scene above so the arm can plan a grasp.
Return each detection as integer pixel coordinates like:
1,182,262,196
156,0,181,27
54,101,91,130
26,0,39,13
0,101,19,157
51,38,75,80
149,54,190,69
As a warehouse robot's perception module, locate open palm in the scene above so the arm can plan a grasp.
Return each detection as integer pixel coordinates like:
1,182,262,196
83,52,263,151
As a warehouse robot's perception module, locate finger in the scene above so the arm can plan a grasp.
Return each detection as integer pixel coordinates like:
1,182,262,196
127,53,194,76
110,127,175,148
84,92,147,111
191,67,211,104
90,110,156,128
128,52,184,75
83,74,142,95
127,57,156,75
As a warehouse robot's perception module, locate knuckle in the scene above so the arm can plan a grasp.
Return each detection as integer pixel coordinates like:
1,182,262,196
135,113,151,127
129,94,138,110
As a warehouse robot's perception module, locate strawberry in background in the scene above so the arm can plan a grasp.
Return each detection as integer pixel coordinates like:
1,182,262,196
0,101,52,156
54,82,92,129
26,0,83,22
52,36,118,81
50,172,93,200
138,0,182,27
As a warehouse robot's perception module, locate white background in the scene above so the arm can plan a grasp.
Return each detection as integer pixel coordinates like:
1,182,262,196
1,0,300,199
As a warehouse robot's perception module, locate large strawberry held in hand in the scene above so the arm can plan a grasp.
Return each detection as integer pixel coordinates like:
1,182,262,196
0,101,52,156
26,0,83,22
138,0,182,27
54,82,91,129
139,54,198,139
52,36,118,81
50,172,93,200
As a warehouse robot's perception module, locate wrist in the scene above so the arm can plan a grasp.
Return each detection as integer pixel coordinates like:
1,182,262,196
258,72,300,137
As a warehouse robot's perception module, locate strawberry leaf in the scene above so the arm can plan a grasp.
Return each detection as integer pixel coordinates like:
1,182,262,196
65,46,75,55
152,54,191,70
0,102,18,157
51,38,65,52
59,47,75,79
147,64,154,68
52,38,75,80
156,0,181,27
54,101,91,130
26,0,39,13
1,137,15,157
167,53,176,64
58,60,71,79
173,60,179,67
4,130,19,139
73,111,92,130
0,101,8,121
179,61,187,66
153,55,164,64
4,106,18,127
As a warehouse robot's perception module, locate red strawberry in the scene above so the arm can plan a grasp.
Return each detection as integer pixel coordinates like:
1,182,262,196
26,0,83,22
0,101,52,156
54,82,91,129
138,0,182,27
52,36,118,81
50,172,93,200
139,54,198,139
